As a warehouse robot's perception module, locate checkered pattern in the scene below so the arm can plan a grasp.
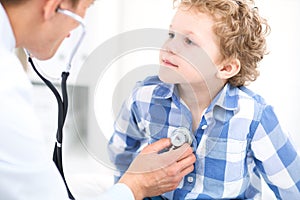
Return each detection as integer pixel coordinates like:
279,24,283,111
108,76,300,199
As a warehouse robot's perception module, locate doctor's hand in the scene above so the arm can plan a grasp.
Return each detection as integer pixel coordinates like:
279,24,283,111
118,138,196,200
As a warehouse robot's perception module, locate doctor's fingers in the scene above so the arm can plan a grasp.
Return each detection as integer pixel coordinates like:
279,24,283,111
164,152,195,178
141,138,172,154
155,157,195,192
154,151,195,187
127,144,193,173
177,154,195,176
168,143,194,161
157,143,194,165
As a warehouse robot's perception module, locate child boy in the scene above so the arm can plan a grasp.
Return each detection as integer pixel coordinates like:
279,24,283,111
108,0,300,199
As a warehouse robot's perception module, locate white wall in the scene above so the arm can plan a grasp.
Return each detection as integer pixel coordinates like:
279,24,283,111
249,0,300,151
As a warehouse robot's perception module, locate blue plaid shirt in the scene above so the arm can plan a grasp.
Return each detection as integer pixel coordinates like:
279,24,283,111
108,76,300,199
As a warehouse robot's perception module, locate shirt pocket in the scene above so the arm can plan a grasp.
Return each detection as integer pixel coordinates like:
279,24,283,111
146,123,170,143
198,136,248,181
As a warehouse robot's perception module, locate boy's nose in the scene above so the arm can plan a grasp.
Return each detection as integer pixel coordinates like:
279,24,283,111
164,40,181,54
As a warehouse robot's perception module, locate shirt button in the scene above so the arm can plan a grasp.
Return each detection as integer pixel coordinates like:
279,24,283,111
187,176,194,183
201,124,208,130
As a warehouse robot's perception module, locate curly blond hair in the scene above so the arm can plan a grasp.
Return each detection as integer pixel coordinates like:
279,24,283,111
174,0,270,86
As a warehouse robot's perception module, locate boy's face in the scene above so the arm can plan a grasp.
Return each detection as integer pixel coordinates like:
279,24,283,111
159,6,223,86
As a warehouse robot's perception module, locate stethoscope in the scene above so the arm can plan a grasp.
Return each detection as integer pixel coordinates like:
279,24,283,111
169,127,194,150
25,8,86,200
25,8,195,198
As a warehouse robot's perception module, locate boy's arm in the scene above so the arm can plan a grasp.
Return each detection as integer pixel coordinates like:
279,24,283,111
107,96,148,182
251,105,300,198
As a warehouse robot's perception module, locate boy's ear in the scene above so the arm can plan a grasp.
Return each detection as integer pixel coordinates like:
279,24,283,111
43,0,62,20
216,58,241,80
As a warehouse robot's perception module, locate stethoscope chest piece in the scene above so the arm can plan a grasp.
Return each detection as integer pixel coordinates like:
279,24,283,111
170,127,193,149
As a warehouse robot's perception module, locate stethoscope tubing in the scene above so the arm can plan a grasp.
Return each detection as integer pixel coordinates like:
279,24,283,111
28,56,74,199
25,8,86,200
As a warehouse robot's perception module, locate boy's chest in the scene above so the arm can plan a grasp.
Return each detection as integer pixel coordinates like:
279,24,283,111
142,102,251,181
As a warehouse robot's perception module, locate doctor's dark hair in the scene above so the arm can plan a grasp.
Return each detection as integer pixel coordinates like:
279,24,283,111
0,0,80,7
174,0,270,86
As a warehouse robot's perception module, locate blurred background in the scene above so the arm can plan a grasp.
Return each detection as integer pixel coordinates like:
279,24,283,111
20,0,299,199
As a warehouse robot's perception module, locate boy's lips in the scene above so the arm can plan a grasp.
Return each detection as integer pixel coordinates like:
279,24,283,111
162,58,178,68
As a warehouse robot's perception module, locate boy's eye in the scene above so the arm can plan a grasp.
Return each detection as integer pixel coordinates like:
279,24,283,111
184,37,194,45
168,32,175,39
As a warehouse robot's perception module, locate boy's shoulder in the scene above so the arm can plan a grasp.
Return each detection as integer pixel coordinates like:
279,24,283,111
214,83,268,109
209,83,269,117
237,85,267,106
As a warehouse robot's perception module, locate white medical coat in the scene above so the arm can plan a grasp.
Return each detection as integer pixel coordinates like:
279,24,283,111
0,3,133,200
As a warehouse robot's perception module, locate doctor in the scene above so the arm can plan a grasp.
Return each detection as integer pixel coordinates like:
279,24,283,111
0,0,196,199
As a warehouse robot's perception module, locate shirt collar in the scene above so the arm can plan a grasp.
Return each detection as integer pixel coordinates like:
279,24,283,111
152,82,176,99
0,3,16,52
152,83,185,108
206,83,239,114
153,82,239,108
151,81,240,125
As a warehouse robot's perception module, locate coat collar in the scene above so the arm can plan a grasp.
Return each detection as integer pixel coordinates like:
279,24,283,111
0,3,16,53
